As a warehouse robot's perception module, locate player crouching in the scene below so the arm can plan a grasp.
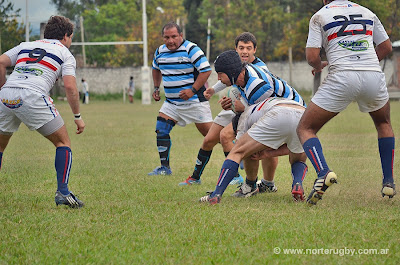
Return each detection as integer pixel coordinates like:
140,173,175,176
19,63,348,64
200,97,310,204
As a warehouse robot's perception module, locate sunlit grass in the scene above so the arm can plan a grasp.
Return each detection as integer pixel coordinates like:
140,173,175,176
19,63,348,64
1,93,400,264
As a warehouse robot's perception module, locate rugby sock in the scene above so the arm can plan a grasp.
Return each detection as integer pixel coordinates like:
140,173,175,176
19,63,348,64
291,161,308,188
55,146,72,196
246,177,257,189
303,137,330,178
191,149,212,180
378,137,395,184
157,135,171,168
223,151,244,173
0,152,3,170
261,179,275,186
211,159,239,197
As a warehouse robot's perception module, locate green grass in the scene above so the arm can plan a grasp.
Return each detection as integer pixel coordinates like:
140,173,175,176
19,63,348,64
1,94,400,264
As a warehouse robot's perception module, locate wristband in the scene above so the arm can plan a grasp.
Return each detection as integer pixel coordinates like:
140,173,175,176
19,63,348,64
190,87,197,94
154,86,160,92
74,113,82,120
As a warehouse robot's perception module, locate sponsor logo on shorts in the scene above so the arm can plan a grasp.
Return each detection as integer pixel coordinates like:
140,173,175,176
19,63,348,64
15,66,43,76
338,40,369,51
1,98,23,109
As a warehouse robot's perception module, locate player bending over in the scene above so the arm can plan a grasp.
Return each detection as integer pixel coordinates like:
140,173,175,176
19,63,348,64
200,97,308,204
0,16,85,208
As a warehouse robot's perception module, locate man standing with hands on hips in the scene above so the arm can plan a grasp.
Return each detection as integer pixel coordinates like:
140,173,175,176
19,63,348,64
149,21,213,176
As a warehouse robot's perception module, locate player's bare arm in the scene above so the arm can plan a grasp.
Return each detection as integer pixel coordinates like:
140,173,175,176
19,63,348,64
251,144,290,160
0,54,12,88
203,87,215,100
179,70,211,100
306,47,327,75
152,68,162,101
63,75,85,134
375,39,392,62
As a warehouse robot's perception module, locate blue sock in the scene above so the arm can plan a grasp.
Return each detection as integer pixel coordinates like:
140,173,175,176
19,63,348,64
0,152,3,170
55,146,72,195
157,135,171,168
211,159,239,197
378,137,395,184
192,148,212,180
303,137,329,178
291,161,308,188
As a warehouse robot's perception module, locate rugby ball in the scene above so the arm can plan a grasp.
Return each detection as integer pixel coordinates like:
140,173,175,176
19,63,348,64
227,87,247,113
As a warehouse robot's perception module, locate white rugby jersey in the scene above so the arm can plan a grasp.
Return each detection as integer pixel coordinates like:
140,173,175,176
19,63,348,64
306,0,388,73
4,39,76,95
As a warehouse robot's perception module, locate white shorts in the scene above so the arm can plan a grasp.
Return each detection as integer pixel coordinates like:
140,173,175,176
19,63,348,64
213,110,235,127
128,88,135,96
247,106,305,154
312,71,388,113
0,87,61,133
159,101,213,127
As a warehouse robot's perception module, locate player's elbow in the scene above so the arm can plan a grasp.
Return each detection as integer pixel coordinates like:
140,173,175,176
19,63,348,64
305,48,321,67
376,40,392,61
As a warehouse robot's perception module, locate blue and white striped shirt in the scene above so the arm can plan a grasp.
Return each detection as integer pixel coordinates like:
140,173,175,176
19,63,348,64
240,64,305,106
152,40,211,105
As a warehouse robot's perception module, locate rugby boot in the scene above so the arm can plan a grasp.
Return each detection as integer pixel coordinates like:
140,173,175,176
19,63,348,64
199,194,221,205
306,171,337,206
55,191,84,208
382,183,396,198
291,182,305,202
231,183,259,198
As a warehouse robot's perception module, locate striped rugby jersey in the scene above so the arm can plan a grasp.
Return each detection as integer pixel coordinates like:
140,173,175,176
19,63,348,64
4,39,76,95
235,57,269,100
306,0,388,73
239,64,306,106
252,57,269,71
152,40,211,105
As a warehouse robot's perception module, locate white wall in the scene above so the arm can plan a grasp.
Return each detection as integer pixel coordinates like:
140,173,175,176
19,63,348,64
74,60,394,94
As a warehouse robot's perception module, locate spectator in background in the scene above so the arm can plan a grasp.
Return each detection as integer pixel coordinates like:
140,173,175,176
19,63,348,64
81,78,89,104
128,76,135,103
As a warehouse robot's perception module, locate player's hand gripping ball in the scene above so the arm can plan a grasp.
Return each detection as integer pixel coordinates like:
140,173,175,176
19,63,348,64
227,87,248,114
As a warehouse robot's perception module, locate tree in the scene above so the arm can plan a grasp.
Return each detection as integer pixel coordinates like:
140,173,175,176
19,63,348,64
184,0,207,50
51,0,185,67
0,0,24,54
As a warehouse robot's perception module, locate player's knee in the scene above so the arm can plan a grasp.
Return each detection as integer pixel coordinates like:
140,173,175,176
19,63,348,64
155,116,175,137
203,132,219,149
220,129,233,145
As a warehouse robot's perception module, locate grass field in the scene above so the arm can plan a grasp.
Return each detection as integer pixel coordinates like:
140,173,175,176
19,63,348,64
1,93,400,264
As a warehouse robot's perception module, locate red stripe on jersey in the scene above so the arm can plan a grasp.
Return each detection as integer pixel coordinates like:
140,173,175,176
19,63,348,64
327,30,372,41
16,58,58,71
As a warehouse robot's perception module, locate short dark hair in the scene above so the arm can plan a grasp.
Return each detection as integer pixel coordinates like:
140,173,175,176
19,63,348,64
161,22,182,36
235,32,257,49
44,16,74,40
